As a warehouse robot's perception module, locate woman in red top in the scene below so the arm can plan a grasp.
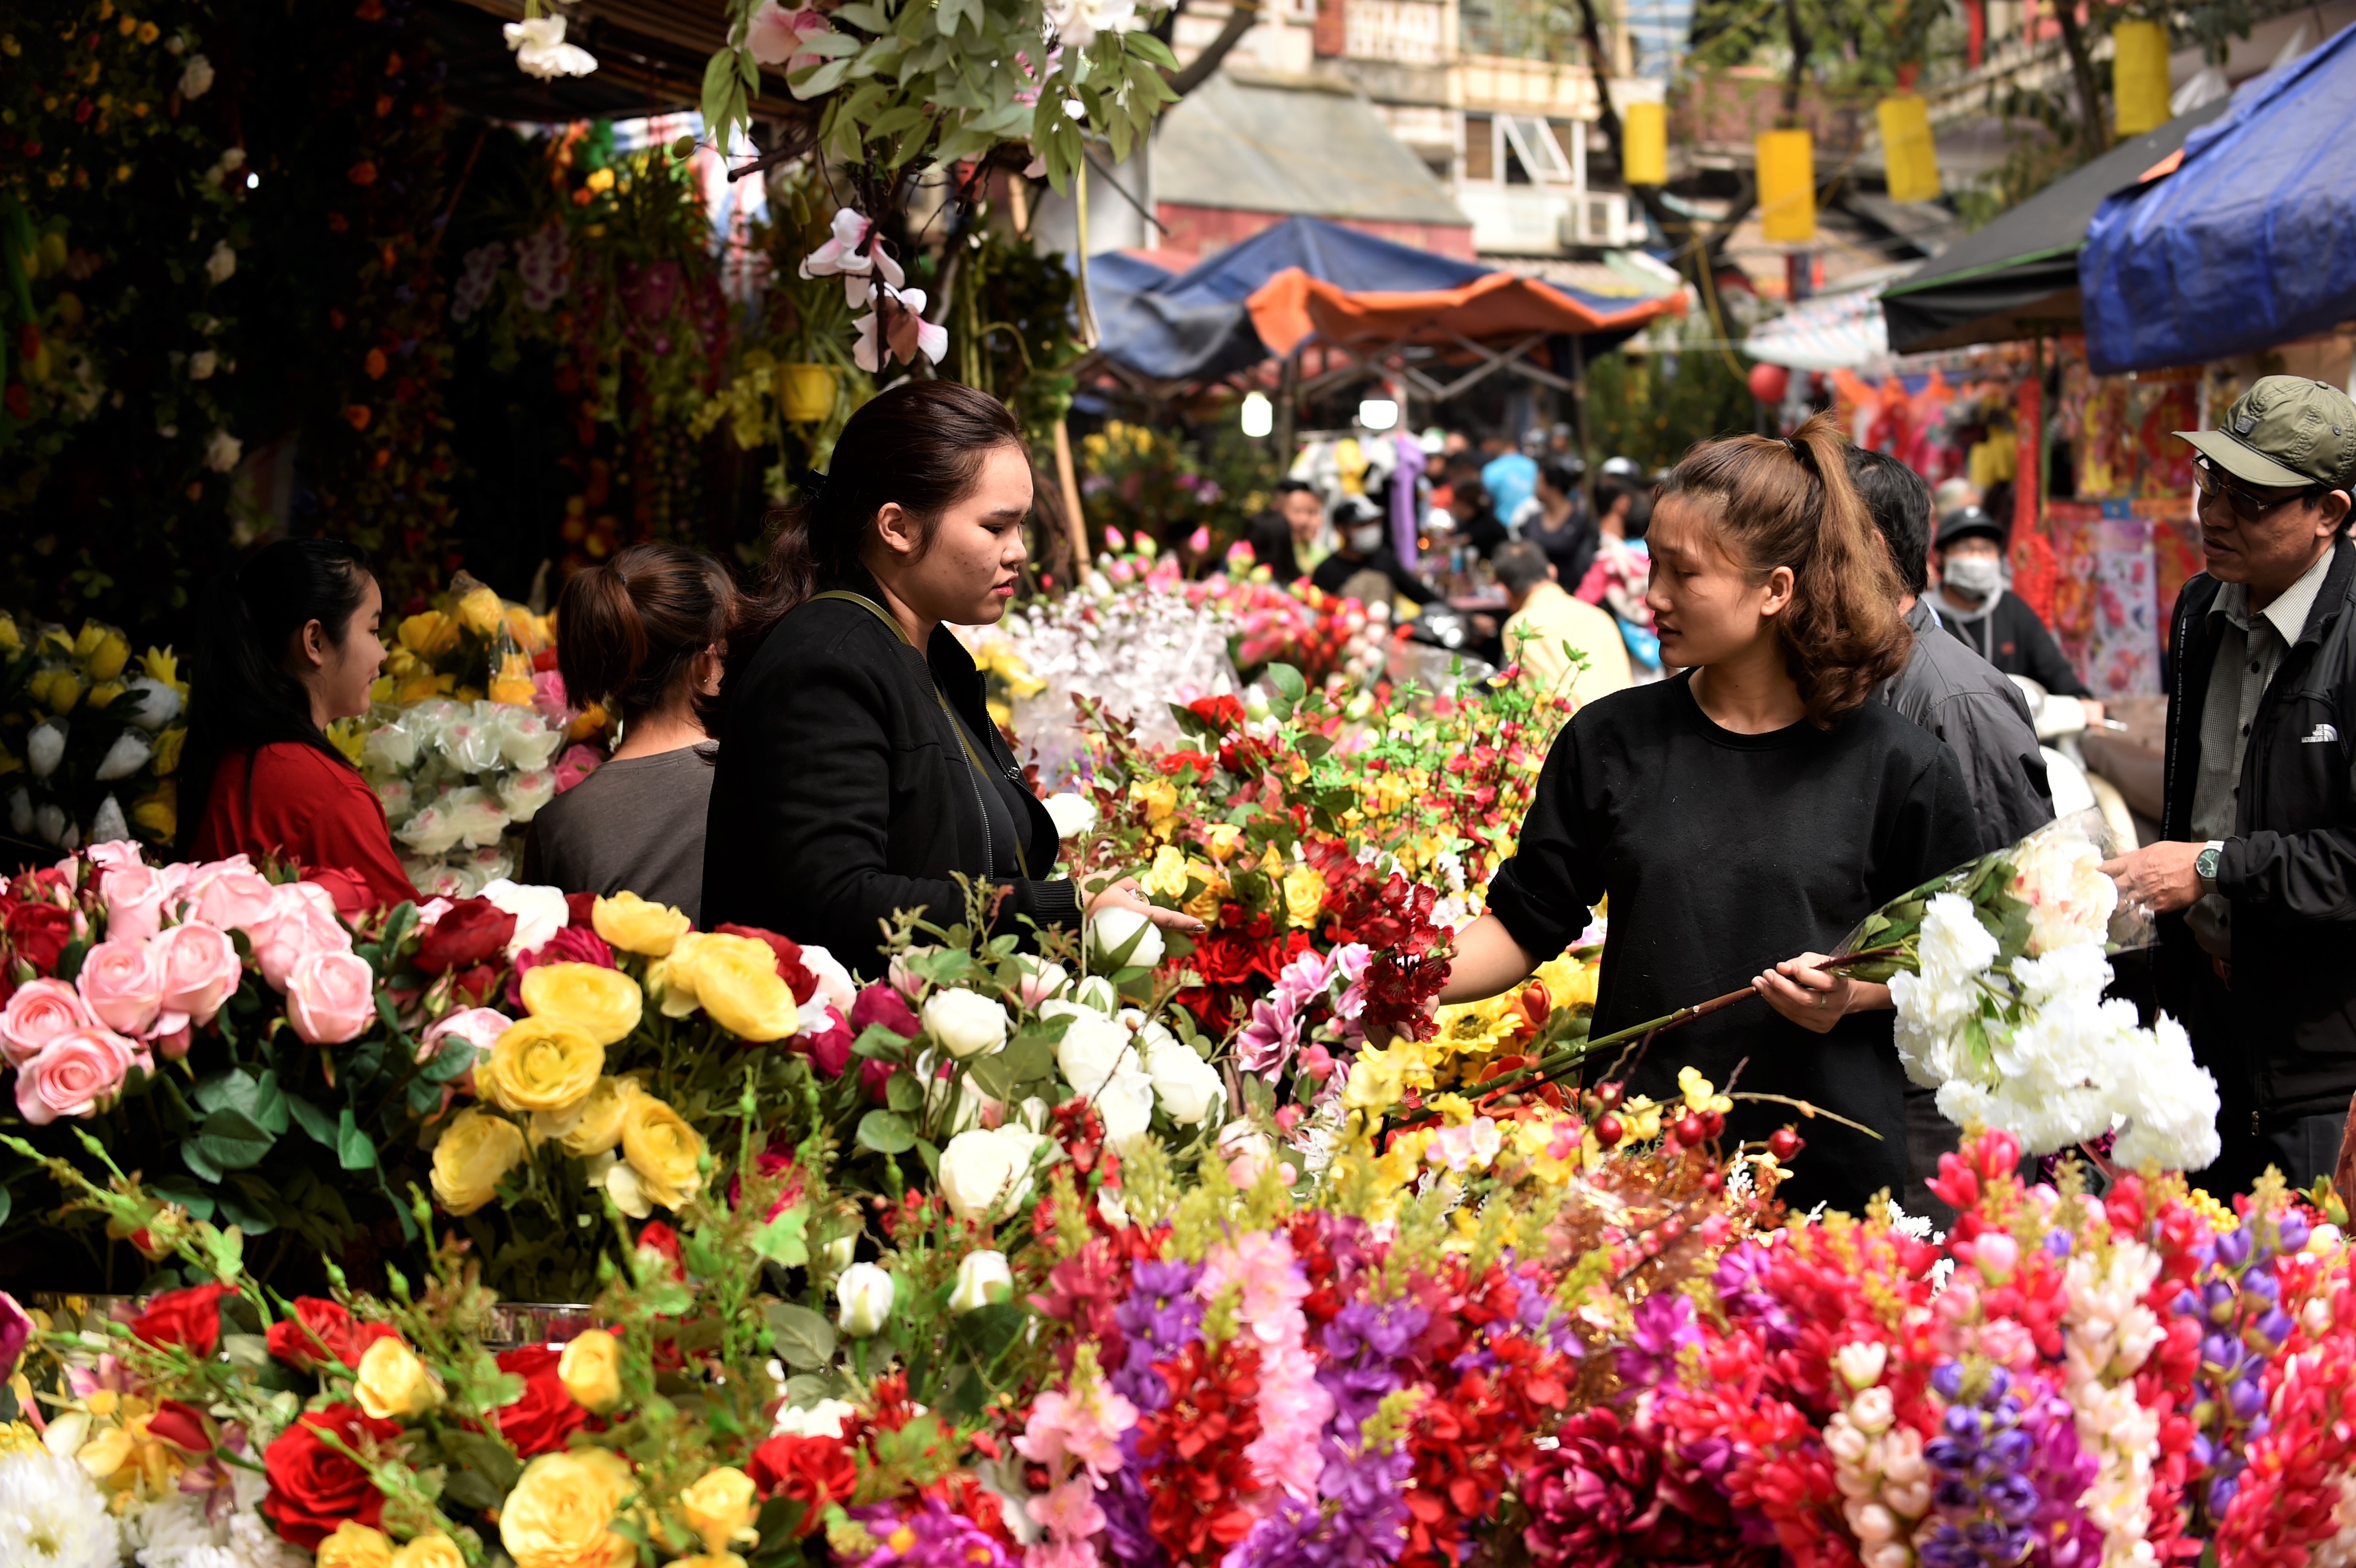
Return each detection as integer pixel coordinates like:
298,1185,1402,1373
184,538,416,914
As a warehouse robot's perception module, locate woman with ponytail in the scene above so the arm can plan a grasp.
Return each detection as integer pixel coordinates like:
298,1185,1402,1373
524,543,735,922
185,537,414,913
701,381,1200,975
1436,414,1980,1213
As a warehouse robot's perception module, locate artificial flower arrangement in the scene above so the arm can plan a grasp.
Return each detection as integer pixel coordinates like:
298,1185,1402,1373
0,614,187,852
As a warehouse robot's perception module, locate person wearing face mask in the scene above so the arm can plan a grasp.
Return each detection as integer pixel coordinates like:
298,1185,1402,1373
1927,506,2103,724
1309,494,1439,608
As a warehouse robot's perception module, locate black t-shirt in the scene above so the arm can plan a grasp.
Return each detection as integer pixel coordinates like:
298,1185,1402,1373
1484,674,1980,1213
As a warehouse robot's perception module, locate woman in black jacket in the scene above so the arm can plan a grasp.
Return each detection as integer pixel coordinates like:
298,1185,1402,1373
701,382,1200,975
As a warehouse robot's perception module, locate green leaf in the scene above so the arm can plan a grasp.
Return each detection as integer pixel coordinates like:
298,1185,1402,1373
764,1302,838,1370
951,1299,1025,1361
885,1070,927,1114
831,0,891,29
1124,31,1179,68
421,1043,479,1083
751,1204,811,1268
701,46,742,126
191,1108,273,1175
856,1109,917,1155
336,1109,378,1172
851,1023,911,1060
442,1468,503,1512
792,56,854,98
151,1174,218,1221
445,1430,523,1491
1268,663,1307,703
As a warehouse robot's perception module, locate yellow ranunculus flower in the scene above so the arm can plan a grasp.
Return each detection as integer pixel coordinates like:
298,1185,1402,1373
684,936,797,1042
88,630,130,682
521,963,643,1046
500,1447,637,1568
1204,823,1243,861
621,1096,704,1210
556,1328,625,1414
391,1532,469,1568
456,584,505,635
316,1520,396,1568
430,1109,527,1216
151,725,185,775
485,1017,606,1117
560,1076,642,1157
354,1336,444,1420
1281,864,1327,930
1141,844,1189,900
678,1465,760,1555
1129,777,1176,822
399,610,458,657
593,891,691,957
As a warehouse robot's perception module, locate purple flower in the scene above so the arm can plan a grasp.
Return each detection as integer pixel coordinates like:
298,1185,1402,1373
1113,1259,1204,1412
1616,1293,1701,1390
851,1496,1015,1568
1222,1438,1413,1568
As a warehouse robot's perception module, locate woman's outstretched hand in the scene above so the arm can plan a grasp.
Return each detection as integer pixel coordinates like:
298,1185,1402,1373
1084,874,1207,934
1753,951,1889,1034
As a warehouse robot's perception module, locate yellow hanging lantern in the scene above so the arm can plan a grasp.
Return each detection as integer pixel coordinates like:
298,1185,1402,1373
2113,20,2171,137
1877,95,1940,203
1756,128,1815,244
1622,101,1668,186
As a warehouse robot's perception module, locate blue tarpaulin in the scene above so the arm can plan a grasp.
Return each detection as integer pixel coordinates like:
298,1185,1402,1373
2080,19,2356,374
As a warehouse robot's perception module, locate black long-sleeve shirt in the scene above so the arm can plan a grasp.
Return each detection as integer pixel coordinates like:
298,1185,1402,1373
1930,588,2092,698
1483,675,1980,1215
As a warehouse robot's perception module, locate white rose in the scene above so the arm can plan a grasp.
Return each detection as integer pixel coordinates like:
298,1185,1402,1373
1094,1078,1156,1143
772,1398,857,1438
394,805,465,858
490,706,563,770
1049,1005,1136,1093
179,53,215,99
362,721,418,773
799,946,856,1014
1042,793,1097,838
479,879,568,959
949,1250,1014,1313
1014,958,1069,1009
835,1262,895,1337
204,429,241,472
1070,975,1118,1015
937,1126,1048,1222
122,677,182,730
498,767,556,822
374,779,414,821
437,710,504,772
444,785,509,849
27,722,66,780
923,988,1009,1060
1145,1037,1223,1125
94,730,153,781
1088,906,1164,969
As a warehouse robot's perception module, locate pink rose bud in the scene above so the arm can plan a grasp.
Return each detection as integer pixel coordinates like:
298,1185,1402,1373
76,938,165,1038
15,1026,141,1125
419,1005,512,1065
151,921,243,1028
285,951,377,1045
152,1024,193,1061
0,979,96,1068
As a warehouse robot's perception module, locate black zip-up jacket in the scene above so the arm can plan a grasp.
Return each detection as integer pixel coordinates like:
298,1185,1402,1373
1937,589,2094,698
1880,598,2055,853
2158,535,2356,1118
701,571,1080,977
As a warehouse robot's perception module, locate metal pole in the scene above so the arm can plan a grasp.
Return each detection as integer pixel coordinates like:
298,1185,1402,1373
1274,350,1300,468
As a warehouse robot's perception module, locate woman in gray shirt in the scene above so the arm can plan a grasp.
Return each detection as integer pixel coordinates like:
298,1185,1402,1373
524,543,735,924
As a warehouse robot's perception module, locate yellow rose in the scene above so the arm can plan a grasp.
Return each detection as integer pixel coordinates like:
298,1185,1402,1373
391,1533,469,1568
683,936,797,1042
399,610,458,657
456,584,505,636
560,1076,642,1157
521,963,644,1047
1282,864,1328,929
430,1108,527,1216
677,1465,760,1555
556,1328,624,1414
316,1520,396,1568
500,1448,637,1568
1204,823,1243,861
86,679,125,710
354,1336,444,1421
485,1018,607,1116
72,621,106,660
489,650,537,706
593,892,691,957
1140,844,1189,900
621,1096,704,1210
46,671,83,715
1129,777,1177,822
88,630,130,682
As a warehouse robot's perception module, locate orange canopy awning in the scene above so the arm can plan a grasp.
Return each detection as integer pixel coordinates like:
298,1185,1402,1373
1245,267,1687,358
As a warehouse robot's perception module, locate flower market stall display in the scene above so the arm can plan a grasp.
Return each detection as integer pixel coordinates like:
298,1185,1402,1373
0,615,187,852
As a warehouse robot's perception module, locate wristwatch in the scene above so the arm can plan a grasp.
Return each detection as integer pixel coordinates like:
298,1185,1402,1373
2196,839,2225,893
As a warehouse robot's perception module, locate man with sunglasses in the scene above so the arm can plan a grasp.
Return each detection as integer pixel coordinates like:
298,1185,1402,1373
2100,375,2356,1196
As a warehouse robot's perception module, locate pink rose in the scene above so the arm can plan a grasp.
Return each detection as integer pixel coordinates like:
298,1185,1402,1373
418,1005,510,1064
552,743,604,795
531,670,572,727
151,922,243,1027
0,979,95,1068
76,938,167,1038
285,951,375,1045
101,862,176,945
251,886,352,993
84,840,146,875
15,1026,142,1125
190,862,277,934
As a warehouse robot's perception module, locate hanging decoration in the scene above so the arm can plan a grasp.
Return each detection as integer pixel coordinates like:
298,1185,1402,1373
1877,93,1941,202
1622,98,1668,185
2113,19,2172,137
1756,127,1816,243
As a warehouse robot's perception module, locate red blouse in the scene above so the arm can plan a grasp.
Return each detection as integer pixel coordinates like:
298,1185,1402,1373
192,743,418,915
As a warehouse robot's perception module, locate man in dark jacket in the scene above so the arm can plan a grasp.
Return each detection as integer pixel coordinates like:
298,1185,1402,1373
1852,447,2055,1222
1929,506,2103,721
2100,376,2356,1195
1310,494,1439,608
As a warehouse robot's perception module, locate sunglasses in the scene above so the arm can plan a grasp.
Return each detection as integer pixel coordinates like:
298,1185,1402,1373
2194,454,2327,525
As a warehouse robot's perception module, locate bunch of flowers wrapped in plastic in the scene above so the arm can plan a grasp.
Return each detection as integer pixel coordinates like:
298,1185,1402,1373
0,613,188,851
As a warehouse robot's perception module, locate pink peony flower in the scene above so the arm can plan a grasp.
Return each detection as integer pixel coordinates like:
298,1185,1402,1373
188,860,276,934
284,951,376,1045
531,670,572,727
419,1004,512,1064
76,937,167,1038
151,921,243,1028
0,978,96,1068
249,883,352,992
15,1026,142,1125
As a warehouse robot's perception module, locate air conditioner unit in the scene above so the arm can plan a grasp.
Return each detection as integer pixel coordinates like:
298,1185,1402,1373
1560,192,1628,248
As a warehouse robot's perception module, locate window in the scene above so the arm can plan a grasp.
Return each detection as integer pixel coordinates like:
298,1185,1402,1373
1464,114,1494,182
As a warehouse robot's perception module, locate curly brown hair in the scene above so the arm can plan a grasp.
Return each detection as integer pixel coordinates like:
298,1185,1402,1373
1658,411,1911,727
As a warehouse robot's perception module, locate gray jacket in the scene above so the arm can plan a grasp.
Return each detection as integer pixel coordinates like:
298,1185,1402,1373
1878,598,2055,852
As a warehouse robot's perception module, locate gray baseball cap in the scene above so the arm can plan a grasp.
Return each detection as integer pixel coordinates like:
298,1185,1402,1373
2177,374,2356,491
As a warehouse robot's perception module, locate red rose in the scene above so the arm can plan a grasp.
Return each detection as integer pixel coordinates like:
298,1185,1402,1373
797,1010,852,1078
715,923,818,1003
850,982,918,1041
3,901,74,975
145,1399,213,1454
492,1345,589,1458
267,1297,400,1371
262,1405,398,1548
564,891,598,928
1187,695,1245,731
746,1433,860,1533
131,1283,236,1356
413,898,515,975
635,1221,685,1276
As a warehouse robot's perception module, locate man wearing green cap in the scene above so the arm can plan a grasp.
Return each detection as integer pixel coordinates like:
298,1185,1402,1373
2100,375,2356,1195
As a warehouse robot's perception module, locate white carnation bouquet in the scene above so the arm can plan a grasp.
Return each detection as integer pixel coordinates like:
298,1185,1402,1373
1834,813,2220,1172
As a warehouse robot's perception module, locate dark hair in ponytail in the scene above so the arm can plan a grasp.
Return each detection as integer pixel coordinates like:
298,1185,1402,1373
180,537,375,854
725,381,1023,688
1658,411,1909,727
555,543,736,729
